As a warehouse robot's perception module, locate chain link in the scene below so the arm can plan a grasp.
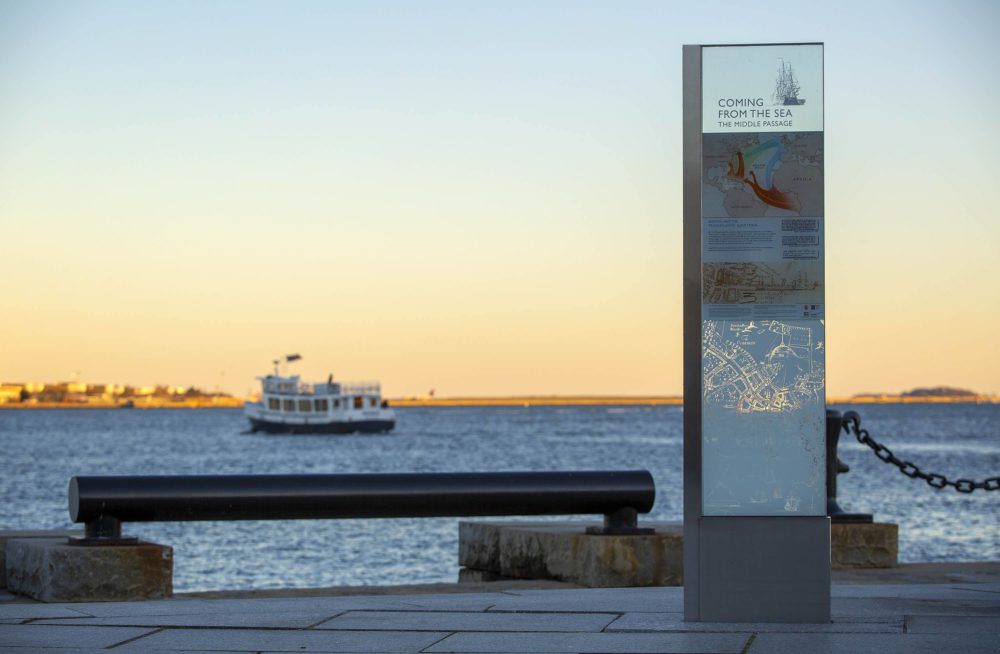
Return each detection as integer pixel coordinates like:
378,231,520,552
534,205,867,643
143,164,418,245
842,411,999,493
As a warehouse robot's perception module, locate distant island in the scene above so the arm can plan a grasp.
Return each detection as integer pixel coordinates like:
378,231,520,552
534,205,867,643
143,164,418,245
901,386,976,397
840,387,995,404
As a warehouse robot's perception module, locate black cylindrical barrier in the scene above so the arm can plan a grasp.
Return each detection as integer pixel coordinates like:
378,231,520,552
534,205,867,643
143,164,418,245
70,470,655,528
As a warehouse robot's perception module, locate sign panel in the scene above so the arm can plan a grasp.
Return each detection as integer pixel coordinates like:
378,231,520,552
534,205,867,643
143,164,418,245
703,44,823,133
701,44,825,516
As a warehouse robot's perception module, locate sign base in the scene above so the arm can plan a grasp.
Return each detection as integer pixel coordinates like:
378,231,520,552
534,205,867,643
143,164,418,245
697,516,831,623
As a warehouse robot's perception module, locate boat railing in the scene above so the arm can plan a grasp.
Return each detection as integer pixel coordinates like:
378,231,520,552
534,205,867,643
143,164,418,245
340,382,381,395
260,379,381,396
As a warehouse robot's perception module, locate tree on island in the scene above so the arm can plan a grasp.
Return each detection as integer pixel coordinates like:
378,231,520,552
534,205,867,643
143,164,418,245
901,386,976,397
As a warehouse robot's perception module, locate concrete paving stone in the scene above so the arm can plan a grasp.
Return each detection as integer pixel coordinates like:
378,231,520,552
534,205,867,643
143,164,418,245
606,612,904,633
0,624,154,649
425,631,752,653
114,628,451,652
52,597,244,617
31,609,342,629
830,583,1000,600
67,592,504,618
832,597,1000,616
507,587,681,601
905,615,1000,634
747,633,1000,654
0,650,250,654
375,592,508,611
0,604,91,620
487,587,684,614
955,585,1000,596
316,610,617,632
0,650,168,654
64,596,340,617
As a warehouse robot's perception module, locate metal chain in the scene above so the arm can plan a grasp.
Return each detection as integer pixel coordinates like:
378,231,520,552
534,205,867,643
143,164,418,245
842,411,1000,493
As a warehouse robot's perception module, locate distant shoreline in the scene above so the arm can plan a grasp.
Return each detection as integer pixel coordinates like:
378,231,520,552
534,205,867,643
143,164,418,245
388,396,683,407
389,394,998,407
0,398,245,410
1,394,996,410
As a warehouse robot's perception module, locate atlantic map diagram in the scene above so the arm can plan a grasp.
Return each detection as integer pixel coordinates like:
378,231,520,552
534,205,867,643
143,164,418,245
702,261,823,305
701,319,826,515
702,132,823,218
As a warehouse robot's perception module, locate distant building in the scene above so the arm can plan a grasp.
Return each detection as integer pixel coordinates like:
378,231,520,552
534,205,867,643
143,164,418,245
0,384,25,404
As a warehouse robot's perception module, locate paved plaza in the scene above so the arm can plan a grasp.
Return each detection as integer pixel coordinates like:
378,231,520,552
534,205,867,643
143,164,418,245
1,580,998,653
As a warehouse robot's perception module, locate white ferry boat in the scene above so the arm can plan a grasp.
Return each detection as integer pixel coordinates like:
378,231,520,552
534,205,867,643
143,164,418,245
244,357,395,434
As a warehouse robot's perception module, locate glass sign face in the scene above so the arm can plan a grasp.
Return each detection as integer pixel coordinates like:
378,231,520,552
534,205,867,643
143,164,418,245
701,44,825,516
703,44,823,133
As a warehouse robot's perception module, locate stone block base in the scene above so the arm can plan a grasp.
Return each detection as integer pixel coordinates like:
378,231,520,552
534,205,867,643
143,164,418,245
831,522,898,569
6,538,172,602
460,521,898,587
0,530,82,589
459,521,684,588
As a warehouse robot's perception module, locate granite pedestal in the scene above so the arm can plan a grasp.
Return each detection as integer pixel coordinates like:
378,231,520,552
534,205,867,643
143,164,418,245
459,521,898,588
831,522,898,568
459,521,684,587
5,537,172,602
0,530,82,589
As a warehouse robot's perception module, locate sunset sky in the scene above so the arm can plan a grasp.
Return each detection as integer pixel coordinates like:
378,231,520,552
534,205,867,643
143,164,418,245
1,0,998,397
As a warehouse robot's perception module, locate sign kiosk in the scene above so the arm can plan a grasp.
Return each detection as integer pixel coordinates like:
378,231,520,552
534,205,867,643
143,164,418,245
682,43,830,623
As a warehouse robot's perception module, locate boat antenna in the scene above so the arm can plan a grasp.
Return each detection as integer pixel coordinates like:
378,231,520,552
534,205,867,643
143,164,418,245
272,359,280,376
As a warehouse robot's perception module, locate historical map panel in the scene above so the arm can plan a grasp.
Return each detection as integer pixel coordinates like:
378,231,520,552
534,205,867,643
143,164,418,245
701,319,826,515
703,261,823,306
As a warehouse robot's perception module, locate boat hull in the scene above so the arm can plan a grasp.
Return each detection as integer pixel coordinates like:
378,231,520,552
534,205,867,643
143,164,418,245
248,417,395,435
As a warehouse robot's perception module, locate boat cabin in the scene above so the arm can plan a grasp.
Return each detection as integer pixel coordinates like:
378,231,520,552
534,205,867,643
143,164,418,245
258,375,386,415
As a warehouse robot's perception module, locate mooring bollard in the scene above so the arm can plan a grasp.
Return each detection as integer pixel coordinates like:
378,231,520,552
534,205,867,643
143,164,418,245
826,409,874,524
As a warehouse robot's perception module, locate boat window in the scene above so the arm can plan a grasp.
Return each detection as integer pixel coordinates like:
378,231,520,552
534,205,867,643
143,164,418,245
333,398,340,409
298,399,312,412
353,396,364,410
315,398,328,412
268,398,280,411
283,399,295,412
369,397,377,408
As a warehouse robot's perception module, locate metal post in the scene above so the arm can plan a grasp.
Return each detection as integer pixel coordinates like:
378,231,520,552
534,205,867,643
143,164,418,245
826,409,873,523
72,515,138,547
681,43,704,622
587,507,655,535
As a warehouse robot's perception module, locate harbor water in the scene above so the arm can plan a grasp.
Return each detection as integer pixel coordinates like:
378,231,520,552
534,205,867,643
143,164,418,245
1,404,997,593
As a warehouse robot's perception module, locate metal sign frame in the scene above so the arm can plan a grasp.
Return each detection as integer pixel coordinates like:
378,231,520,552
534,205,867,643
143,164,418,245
682,43,831,623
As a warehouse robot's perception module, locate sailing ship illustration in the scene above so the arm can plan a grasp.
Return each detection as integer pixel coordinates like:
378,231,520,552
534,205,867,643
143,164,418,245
773,59,806,106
